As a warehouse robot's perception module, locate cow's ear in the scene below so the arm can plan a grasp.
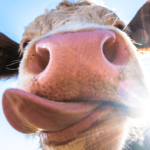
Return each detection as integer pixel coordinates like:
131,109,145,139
128,1,150,51
0,33,22,79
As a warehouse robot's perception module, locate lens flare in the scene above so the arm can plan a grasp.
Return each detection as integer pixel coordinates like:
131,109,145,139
118,79,150,120
133,29,149,46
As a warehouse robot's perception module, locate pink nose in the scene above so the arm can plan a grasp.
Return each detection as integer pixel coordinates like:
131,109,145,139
26,29,129,101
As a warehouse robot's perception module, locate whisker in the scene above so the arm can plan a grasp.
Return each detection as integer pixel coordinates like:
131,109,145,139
11,60,21,63
122,24,130,32
6,67,19,71
112,17,118,26
101,12,115,23
101,9,113,25
104,12,115,17
103,17,118,25
6,61,20,67
131,39,142,46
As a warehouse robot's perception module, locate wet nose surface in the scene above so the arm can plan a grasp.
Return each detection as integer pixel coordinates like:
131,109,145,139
26,29,129,101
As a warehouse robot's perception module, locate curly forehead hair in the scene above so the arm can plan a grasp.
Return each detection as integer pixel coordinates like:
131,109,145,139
55,0,93,9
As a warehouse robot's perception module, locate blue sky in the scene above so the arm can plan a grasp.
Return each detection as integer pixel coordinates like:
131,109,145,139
0,0,148,150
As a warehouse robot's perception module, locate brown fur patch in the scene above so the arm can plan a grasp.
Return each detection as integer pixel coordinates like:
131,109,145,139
0,33,21,78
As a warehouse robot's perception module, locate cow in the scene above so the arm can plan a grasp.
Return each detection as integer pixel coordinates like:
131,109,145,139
1,0,150,150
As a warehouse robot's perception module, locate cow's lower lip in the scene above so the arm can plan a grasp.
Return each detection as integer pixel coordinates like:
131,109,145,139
40,104,115,145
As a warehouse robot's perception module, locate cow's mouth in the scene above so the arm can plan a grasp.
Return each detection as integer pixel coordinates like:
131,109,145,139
2,88,118,145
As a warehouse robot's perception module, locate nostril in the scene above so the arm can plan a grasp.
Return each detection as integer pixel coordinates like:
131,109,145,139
103,37,117,64
29,47,50,74
37,48,50,62
103,35,129,66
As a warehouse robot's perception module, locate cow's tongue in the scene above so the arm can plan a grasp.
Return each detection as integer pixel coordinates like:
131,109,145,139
2,89,101,134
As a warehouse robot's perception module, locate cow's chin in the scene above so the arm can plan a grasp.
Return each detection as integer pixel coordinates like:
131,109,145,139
2,88,127,147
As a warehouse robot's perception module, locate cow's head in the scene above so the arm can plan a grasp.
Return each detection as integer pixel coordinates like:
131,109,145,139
1,1,150,150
